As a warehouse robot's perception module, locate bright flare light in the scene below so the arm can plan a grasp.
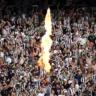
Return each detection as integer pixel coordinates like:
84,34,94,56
38,8,52,72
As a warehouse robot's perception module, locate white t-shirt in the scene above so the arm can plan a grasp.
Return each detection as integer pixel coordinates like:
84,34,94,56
77,38,86,45
75,84,80,92
6,57,12,64
0,52,4,58
38,93,45,96
2,29,7,37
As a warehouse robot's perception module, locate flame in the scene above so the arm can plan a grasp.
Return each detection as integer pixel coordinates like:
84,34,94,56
38,8,52,72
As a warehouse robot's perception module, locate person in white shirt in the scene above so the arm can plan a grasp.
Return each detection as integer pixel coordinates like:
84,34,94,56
38,90,45,96
2,25,8,38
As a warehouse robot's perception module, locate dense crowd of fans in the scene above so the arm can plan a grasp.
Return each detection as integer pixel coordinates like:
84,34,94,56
0,3,96,96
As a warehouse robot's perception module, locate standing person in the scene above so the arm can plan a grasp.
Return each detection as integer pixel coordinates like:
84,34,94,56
38,89,45,96
29,38,35,58
50,90,55,96
1,83,13,96
68,83,75,96
2,25,9,38
83,87,91,96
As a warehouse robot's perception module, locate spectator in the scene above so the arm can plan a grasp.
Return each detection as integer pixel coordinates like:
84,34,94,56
0,4,96,96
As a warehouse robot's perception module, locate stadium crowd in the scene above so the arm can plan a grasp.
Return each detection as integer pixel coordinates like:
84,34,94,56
0,3,96,96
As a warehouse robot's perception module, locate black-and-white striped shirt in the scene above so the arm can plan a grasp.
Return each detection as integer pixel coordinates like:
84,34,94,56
81,77,87,83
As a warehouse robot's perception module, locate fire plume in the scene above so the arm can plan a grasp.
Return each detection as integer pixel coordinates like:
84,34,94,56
38,8,52,72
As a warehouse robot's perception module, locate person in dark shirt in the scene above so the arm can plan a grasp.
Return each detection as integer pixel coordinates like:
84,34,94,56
74,72,82,85
63,80,70,90
52,78,61,95
83,87,91,96
52,77,57,87
88,32,96,45
53,84,61,95
0,73,4,82
1,84,13,96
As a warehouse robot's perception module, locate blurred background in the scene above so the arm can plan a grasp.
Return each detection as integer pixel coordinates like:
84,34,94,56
4,0,96,7
0,0,96,14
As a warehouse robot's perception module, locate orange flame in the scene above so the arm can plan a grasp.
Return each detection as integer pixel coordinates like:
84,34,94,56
38,8,52,72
